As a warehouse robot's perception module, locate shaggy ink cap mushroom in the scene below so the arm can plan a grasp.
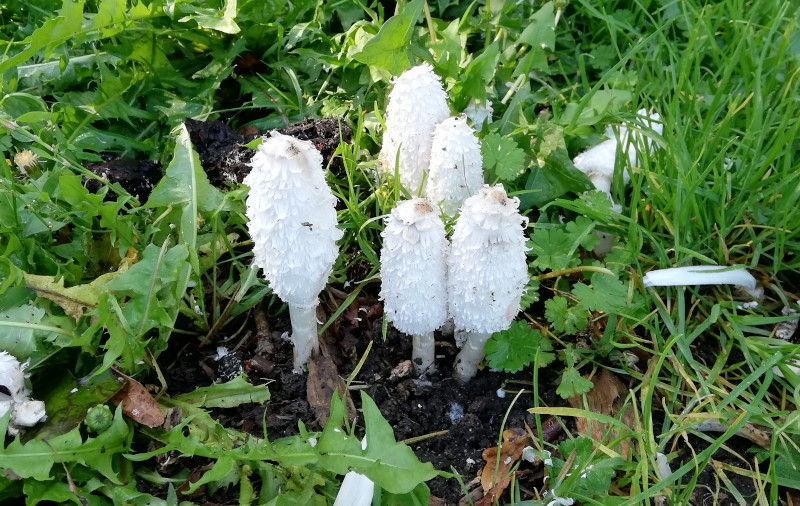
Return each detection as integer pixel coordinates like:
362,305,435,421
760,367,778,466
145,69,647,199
379,63,450,193
244,132,343,370
380,199,449,374
448,184,529,334
244,132,343,308
425,116,484,217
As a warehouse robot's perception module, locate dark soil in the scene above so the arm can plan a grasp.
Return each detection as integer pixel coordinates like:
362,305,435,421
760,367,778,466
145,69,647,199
84,156,162,201
157,292,565,504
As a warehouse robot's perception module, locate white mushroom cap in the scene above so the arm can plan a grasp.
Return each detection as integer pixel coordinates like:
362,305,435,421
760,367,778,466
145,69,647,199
425,116,484,217
12,400,46,428
244,133,343,307
380,199,448,335
573,108,663,194
379,63,450,193
448,184,529,334
0,351,27,400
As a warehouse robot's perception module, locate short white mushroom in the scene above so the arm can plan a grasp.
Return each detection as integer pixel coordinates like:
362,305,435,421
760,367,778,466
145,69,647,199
424,116,484,217
0,351,46,435
573,109,662,255
380,199,448,375
379,63,450,194
244,133,343,372
573,108,663,202
448,185,529,382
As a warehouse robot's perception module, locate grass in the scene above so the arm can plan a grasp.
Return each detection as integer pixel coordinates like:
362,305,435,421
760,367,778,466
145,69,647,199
0,0,799,503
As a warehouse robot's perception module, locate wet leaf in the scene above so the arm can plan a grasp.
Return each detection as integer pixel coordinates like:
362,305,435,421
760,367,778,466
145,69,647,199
306,354,355,426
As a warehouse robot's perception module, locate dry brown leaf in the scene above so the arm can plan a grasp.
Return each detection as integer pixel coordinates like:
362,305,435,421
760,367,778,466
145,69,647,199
480,428,531,494
475,470,532,506
111,373,165,427
306,354,356,426
567,368,634,458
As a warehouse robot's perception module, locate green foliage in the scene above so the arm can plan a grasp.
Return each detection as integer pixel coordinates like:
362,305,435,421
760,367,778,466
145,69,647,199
485,321,555,373
481,132,528,182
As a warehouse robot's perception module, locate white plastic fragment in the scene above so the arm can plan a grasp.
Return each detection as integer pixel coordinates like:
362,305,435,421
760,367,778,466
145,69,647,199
775,306,799,340
655,452,672,480
425,116,484,216
380,199,448,375
463,98,493,127
642,265,762,299
379,63,450,193
244,133,343,371
332,471,374,506
0,351,47,435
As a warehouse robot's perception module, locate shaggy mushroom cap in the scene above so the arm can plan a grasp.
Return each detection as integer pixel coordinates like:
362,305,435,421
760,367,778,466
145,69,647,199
380,199,448,335
0,351,47,434
244,133,343,307
448,184,529,333
379,63,450,192
425,116,484,216
0,351,26,400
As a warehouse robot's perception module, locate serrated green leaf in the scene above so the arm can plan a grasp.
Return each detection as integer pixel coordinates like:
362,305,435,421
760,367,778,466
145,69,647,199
485,321,554,373
352,0,423,74
544,296,588,334
482,133,528,181
175,374,270,408
572,274,628,314
556,367,594,399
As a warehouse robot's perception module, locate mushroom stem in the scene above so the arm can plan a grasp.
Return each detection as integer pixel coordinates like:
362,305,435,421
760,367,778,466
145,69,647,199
411,332,436,375
453,332,492,383
289,303,320,372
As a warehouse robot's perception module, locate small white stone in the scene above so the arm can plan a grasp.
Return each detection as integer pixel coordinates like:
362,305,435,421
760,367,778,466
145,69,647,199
496,388,506,398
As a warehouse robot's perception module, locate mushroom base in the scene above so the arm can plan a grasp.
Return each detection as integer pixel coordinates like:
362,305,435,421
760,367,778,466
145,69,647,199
412,332,436,376
453,331,492,383
289,303,320,372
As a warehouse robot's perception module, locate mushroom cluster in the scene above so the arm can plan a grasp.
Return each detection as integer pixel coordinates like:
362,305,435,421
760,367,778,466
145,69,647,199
380,185,529,381
379,63,485,214
0,351,47,435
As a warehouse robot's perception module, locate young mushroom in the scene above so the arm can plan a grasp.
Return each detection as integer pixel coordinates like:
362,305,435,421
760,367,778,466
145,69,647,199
244,133,343,372
0,351,47,435
379,63,450,194
448,185,529,382
424,116,484,217
380,199,448,375
573,109,662,255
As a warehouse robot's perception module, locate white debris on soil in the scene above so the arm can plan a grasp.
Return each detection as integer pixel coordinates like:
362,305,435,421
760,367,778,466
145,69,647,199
496,388,506,398
775,306,799,340
448,402,464,424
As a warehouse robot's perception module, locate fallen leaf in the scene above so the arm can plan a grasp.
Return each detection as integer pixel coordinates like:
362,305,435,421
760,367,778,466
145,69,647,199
111,372,165,427
475,470,532,506
480,428,531,494
306,354,355,426
567,368,634,458
23,247,138,322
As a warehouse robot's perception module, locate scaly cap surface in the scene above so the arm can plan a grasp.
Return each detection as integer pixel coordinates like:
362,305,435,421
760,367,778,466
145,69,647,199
244,133,343,307
447,185,529,333
380,199,448,335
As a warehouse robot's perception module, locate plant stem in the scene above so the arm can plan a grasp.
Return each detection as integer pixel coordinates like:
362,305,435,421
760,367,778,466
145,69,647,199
412,332,436,375
453,331,491,382
535,265,616,281
289,302,319,372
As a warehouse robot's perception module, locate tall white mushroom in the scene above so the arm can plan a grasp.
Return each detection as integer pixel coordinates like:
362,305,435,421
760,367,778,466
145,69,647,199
380,199,448,375
425,116,484,217
244,133,343,372
448,185,529,382
0,351,47,435
379,63,450,194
